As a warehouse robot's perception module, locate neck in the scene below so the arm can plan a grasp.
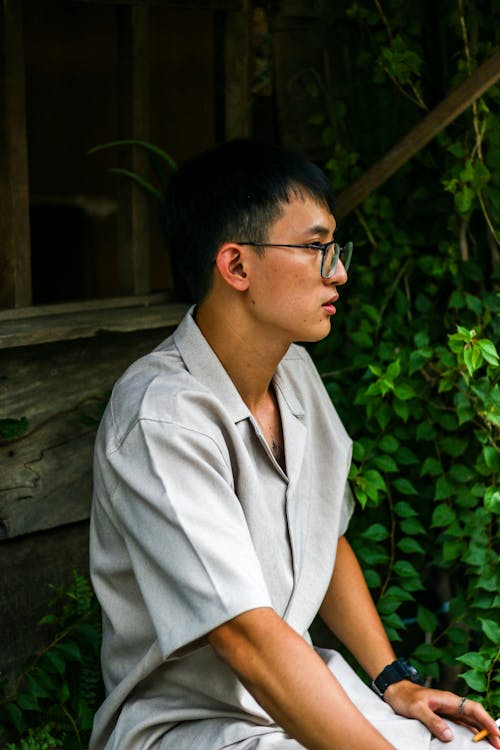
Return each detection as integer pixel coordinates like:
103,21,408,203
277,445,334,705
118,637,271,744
195,294,289,412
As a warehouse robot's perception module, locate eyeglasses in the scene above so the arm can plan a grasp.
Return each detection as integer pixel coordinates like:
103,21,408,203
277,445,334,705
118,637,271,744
236,240,353,279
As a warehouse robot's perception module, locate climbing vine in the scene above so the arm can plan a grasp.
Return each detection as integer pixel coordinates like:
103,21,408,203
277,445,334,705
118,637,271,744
308,0,500,710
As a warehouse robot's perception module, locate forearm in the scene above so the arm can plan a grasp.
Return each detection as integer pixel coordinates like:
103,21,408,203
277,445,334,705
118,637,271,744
318,536,396,679
208,607,396,750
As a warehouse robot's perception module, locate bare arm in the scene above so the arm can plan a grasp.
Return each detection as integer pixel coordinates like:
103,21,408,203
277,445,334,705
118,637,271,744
319,536,500,748
318,535,396,678
208,606,396,750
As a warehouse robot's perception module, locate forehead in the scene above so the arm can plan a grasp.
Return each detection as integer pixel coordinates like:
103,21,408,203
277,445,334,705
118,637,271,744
270,194,336,238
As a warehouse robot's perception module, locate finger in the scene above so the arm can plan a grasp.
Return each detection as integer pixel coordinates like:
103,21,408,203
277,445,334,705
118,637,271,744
445,698,500,748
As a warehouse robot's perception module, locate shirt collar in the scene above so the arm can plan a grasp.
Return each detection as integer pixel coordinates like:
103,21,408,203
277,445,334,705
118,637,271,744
173,307,251,423
173,307,305,423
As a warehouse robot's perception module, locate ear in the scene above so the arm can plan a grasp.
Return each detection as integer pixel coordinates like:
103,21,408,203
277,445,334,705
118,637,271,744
214,243,251,292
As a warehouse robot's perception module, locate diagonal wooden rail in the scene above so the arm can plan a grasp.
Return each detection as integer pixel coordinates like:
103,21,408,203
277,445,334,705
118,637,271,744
335,49,500,220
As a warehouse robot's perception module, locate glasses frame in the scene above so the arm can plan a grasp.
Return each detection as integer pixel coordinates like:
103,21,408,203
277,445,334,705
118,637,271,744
236,240,353,279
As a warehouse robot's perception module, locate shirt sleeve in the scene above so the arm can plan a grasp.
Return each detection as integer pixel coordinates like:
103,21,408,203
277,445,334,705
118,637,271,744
339,481,356,536
108,417,273,659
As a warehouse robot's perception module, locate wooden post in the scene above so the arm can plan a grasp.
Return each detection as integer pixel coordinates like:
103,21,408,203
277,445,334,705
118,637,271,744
335,49,500,220
116,5,150,295
0,0,32,308
224,0,252,139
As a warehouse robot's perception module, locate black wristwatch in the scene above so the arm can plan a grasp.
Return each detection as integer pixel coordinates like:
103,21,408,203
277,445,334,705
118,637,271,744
370,657,424,699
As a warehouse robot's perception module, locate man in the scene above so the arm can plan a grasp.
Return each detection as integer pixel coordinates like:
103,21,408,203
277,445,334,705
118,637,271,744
89,140,499,750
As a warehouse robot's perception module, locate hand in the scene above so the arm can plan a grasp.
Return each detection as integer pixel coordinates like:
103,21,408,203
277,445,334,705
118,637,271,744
384,681,500,748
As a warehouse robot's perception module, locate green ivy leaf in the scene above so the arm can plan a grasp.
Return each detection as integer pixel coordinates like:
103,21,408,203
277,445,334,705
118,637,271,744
364,568,382,588
477,339,499,366
431,504,457,527
361,523,390,541
392,398,410,421
398,537,425,554
460,669,487,692
393,382,417,400
394,501,418,517
457,652,493,670
45,649,66,675
420,457,442,477
393,478,418,495
479,618,500,644
440,436,468,457
417,606,438,632
379,435,400,452
364,469,387,491
448,464,475,483
393,560,421,578
374,454,399,472
443,540,464,561
484,488,500,514
383,586,415,603
55,641,82,661
17,693,38,711
416,422,436,441
394,447,419,465
434,477,454,500
400,518,426,535
413,643,444,662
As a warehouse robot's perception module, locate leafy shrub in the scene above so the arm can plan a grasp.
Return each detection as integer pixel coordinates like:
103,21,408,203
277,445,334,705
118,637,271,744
0,572,103,749
309,0,500,711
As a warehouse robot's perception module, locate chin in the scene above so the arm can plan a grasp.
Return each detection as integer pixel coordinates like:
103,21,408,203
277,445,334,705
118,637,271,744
295,321,332,344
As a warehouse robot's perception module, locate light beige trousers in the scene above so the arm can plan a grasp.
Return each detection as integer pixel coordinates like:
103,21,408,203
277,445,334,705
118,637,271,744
227,650,489,750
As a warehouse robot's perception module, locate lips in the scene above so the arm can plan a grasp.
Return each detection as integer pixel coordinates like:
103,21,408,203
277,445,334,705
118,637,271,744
322,295,338,306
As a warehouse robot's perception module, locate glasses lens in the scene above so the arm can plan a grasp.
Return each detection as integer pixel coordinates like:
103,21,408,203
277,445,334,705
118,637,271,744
321,242,337,278
340,242,353,272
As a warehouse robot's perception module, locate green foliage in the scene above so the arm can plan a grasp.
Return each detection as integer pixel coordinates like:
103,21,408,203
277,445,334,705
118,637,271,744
310,0,500,712
0,572,103,749
3,725,62,750
88,139,177,201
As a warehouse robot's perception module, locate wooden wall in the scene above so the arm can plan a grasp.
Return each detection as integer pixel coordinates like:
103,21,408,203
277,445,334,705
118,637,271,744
0,325,180,679
0,0,325,683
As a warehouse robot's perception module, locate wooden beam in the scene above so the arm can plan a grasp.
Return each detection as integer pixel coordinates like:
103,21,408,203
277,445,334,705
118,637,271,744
335,49,500,220
0,0,32,308
0,301,188,349
116,5,151,295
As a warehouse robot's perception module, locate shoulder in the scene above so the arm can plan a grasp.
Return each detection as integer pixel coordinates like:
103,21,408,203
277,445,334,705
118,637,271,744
101,334,231,451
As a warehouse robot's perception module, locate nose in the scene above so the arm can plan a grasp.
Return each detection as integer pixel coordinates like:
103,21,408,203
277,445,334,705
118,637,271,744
326,259,348,286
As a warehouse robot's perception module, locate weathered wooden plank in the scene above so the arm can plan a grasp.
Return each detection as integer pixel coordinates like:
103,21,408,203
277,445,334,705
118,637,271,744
0,0,32,308
0,328,175,539
0,301,187,348
116,5,151,295
335,49,500,219
0,292,172,322
0,521,90,682
66,0,242,8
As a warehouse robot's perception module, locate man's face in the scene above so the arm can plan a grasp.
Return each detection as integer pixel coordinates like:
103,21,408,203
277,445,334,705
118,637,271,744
245,194,348,344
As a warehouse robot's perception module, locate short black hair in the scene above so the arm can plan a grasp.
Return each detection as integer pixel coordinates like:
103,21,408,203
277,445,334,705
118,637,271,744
162,139,335,302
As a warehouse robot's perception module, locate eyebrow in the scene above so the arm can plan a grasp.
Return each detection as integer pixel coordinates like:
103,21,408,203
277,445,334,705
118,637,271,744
306,223,336,238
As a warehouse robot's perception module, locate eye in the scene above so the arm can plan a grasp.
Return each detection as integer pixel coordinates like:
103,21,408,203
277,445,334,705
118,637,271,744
309,242,324,250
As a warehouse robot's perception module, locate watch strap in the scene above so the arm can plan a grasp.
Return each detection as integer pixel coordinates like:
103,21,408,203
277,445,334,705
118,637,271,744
370,657,424,699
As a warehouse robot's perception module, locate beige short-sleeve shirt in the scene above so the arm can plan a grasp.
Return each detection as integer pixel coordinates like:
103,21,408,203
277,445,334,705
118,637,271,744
89,309,354,750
